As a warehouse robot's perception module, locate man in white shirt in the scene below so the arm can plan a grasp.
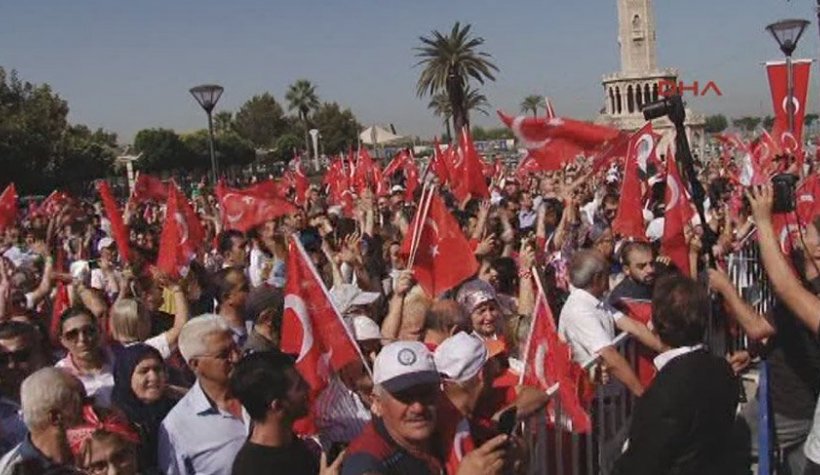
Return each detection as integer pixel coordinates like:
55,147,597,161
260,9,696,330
558,250,665,397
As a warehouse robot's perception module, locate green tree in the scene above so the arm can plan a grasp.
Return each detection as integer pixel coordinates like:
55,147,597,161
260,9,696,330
520,95,543,117
464,86,490,120
285,79,320,156
182,129,255,171
415,22,499,135
761,115,774,130
133,128,191,172
272,133,302,163
704,114,729,134
52,125,117,189
471,126,513,141
805,113,819,128
732,116,761,132
214,111,234,135
428,91,452,141
233,93,287,148
0,67,70,192
311,102,361,155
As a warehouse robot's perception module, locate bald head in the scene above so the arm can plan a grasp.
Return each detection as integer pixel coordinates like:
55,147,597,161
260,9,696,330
424,299,469,345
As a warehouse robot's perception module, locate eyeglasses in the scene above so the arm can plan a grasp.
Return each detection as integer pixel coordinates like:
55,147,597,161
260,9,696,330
63,325,98,342
199,344,240,361
0,348,31,366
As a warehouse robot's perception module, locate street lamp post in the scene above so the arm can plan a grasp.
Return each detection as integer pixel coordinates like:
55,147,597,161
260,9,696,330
189,84,224,184
308,129,320,171
766,19,810,134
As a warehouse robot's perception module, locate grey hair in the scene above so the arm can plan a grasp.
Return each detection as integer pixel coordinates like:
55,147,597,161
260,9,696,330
21,368,84,432
569,250,608,289
178,314,230,363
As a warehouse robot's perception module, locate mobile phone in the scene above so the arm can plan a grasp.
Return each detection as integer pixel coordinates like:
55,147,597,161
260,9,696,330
496,407,518,436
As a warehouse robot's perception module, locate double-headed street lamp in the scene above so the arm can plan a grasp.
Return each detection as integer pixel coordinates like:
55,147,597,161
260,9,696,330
189,84,224,184
766,19,810,134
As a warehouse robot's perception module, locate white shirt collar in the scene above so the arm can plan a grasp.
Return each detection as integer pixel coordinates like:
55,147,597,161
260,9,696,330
653,344,704,371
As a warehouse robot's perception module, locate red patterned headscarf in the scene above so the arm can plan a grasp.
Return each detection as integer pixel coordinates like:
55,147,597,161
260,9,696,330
66,404,140,457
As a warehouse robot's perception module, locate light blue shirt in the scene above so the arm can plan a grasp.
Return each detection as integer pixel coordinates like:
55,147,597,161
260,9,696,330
157,381,249,475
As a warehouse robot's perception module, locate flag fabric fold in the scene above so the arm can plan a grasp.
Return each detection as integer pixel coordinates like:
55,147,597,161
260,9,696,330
0,184,18,232
156,182,203,277
216,181,298,232
661,153,696,276
612,124,656,240
96,181,131,263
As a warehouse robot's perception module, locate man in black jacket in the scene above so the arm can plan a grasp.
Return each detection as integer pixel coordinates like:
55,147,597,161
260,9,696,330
614,274,739,475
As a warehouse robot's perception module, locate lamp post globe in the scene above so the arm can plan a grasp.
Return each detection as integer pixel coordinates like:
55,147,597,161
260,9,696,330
189,84,224,184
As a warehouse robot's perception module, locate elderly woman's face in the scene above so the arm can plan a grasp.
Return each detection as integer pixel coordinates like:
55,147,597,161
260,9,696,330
470,300,500,337
131,354,167,404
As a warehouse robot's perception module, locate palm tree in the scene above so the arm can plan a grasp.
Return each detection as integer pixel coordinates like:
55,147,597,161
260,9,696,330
415,22,499,135
213,111,234,135
428,92,453,141
285,79,320,155
520,95,543,117
464,87,490,119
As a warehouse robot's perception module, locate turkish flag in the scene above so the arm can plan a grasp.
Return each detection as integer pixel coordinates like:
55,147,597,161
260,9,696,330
767,59,812,154
354,148,375,194
796,173,820,224
399,189,479,297
156,182,203,278
614,299,657,387
130,174,168,203
404,160,420,202
661,153,695,276
96,181,131,263
752,130,783,177
289,156,310,206
372,163,388,197
49,282,71,346
0,184,18,231
516,154,542,178
431,139,450,184
35,191,73,217
528,138,587,172
612,124,656,240
216,181,298,232
520,289,591,433
280,237,364,432
383,149,410,178
590,132,631,174
498,111,621,150
453,129,490,201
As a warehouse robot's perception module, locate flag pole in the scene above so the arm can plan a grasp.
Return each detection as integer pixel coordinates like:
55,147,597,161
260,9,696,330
289,234,373,379
407,184,435,269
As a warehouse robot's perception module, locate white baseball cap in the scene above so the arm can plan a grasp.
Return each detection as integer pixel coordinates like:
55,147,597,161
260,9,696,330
349,315,383,342
330,284,380,316
97,237,115,253
373,341,440,393
434,332,488,384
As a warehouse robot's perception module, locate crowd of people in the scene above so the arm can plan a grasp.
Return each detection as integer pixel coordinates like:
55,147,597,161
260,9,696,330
0,127,817,475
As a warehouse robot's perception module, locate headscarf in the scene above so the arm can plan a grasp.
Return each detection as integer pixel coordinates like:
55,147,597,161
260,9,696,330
110,344,176,472
66,405,139,457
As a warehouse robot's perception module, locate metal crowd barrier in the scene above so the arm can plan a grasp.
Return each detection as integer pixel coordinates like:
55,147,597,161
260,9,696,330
524,333,635,475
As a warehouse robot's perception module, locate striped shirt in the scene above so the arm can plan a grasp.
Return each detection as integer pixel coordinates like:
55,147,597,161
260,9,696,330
314,375,371,445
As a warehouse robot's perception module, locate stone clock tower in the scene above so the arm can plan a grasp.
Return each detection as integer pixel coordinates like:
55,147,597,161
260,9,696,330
598,0,705,156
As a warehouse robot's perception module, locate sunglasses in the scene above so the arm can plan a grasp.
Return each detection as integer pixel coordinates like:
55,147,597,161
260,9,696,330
0,348,32,366
63,325,98,342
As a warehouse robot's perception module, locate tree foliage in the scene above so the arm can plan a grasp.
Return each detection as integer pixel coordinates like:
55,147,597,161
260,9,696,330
732,116,761,132
415,22,499,134
520,95,543,117
0,67,116,193
312,102,361,155
471,126,513,141
233,93,287,148
134,128,191,172
703,114,728,134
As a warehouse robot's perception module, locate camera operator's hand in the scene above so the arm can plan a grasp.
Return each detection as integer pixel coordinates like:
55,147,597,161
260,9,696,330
746,184,774,226
456,434,509,475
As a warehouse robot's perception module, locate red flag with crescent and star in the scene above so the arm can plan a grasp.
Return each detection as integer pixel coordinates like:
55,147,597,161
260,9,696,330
766,59,812,157
453,129,490,201
520,287,591,433
431,139,450,185
498,110,621,151
156,182,203,278
96,181,131,263
0,184,18,232
399,189,479,297
216,181,298,232
130,174,168,204
280,237,365,433
612,123,656,241
661,152,696,276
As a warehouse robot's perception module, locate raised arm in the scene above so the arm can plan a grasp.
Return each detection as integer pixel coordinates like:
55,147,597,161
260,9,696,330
748,185,820,335
707,267,775,341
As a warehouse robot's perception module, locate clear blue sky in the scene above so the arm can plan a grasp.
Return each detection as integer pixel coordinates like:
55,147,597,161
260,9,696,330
2,0,818,143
